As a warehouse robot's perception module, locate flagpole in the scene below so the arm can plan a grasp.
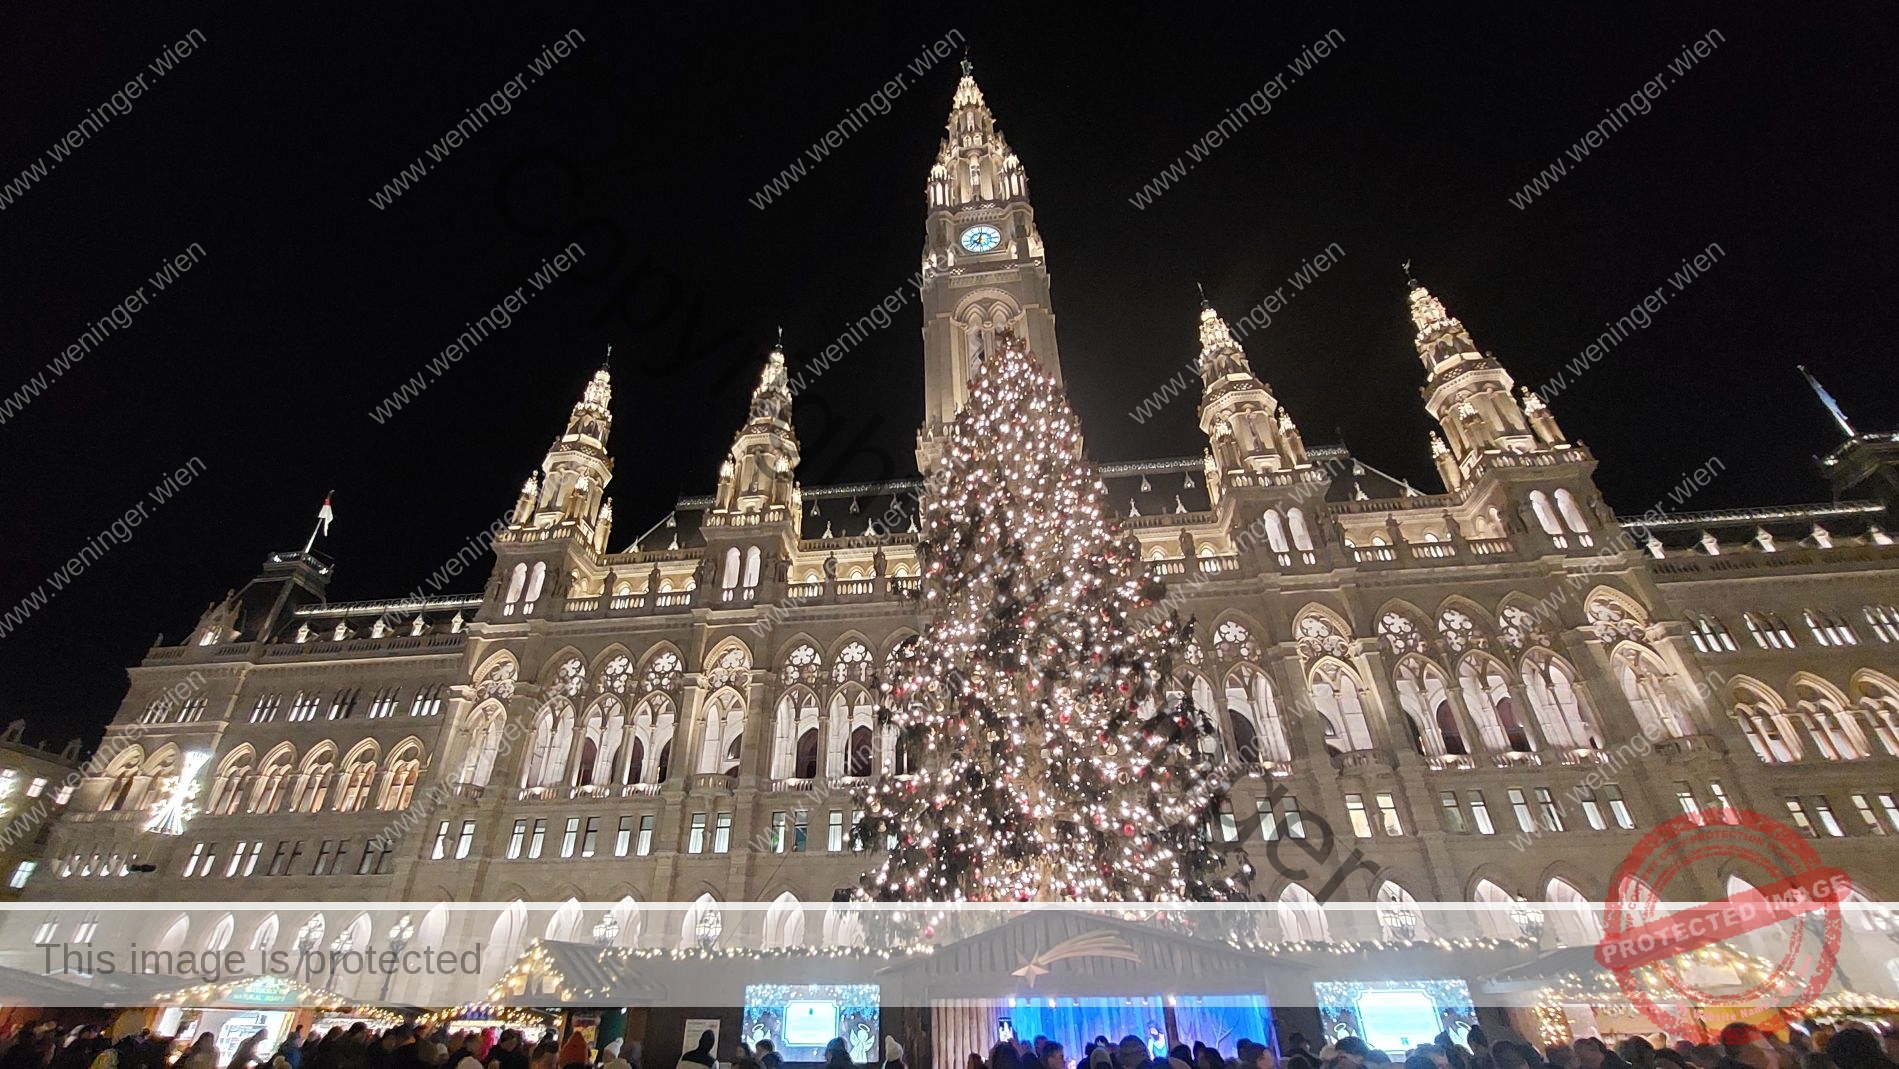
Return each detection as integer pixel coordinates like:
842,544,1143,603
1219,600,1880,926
302,491,335,555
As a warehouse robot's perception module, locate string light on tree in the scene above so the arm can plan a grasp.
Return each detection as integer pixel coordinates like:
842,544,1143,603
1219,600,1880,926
855,330,1252,905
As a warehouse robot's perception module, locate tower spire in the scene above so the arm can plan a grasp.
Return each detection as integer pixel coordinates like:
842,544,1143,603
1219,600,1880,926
1407,274,1563,487
1194,299,1307,499
500,365,616,551
715,335,801,520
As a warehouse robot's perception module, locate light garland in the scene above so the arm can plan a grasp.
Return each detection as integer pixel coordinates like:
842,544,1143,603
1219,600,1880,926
156,974,355,1009
417,1003,554,1030
488,938,931,1005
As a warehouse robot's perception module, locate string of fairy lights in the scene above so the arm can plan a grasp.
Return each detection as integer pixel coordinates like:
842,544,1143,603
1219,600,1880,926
855,332,1253,905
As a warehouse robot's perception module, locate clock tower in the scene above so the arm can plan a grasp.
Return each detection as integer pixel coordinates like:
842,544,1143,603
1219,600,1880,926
917,59,1061,470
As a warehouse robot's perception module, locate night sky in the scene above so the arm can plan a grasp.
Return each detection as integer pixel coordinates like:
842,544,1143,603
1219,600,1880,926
4,5,1896,745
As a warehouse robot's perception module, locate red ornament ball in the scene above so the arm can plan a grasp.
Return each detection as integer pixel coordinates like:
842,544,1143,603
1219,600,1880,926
1121,822,1137,837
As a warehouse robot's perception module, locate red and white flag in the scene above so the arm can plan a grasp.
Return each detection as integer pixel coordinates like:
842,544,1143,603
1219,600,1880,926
317,493,335,536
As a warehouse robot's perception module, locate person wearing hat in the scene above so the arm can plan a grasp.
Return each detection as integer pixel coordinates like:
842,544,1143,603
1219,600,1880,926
882,1038,904,1069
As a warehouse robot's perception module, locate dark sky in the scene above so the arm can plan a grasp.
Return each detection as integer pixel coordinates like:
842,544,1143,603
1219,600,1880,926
4,4,1896,745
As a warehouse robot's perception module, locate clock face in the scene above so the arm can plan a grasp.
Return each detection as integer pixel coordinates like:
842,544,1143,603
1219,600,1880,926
959,225,1003,254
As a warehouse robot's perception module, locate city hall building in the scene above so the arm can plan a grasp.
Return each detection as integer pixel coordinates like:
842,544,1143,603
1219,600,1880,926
14,62,1899,1043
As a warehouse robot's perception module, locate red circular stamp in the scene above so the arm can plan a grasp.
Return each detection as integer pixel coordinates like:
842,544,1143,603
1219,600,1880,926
1594,807,1849,1040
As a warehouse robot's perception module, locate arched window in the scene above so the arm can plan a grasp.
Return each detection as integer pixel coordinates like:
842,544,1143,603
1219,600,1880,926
524,561,547,608
1392,657,1463,758
210,749,255,816
1472,879,1521,940
293,746,337,813
1520,651,1601,750
828,686,877,777
522,699,576,789
578,696,625,788
1545,878,1603,947
1287,508,1314,552
1459,656,1532,752
772,688,819,780
1792,678,1871,760
250,914,280,953
251,747,296,813
546,898,585,943
762,892,805,949
1852,672,1899,756
1308,661,1374,753
335,747,378,812
458,702,506,789
628,693,677,785
487,902,528,982
1225,666,1291,764
1615,649,1693,739
1686,613,1737,653
99,748,145,812
698,690,746,776
381,745,422,810
742,547,762,589
504,563,527,609
205,914,235,953
1528,491,1563,536
1554,489,1591,534
1376,882,1427,941
1262,511,1290,555
1744,612,1797,650
722,548,742,591
1731,681,1800,763
682,893,722,949
1276,884,1329,943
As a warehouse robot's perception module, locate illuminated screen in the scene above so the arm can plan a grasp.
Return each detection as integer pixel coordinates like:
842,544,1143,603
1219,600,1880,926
743,984,880,1064
1312,979,1476,1056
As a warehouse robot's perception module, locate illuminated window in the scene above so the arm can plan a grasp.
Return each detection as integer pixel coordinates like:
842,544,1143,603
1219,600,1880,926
250,694,282,723
688,813,707,853
828,810,845,852
1344,794,1372,838
1687,613,1736,653
1707,781,1736,824
455,821,475,859
581,817,599,858
25,778,45,798
1438,791,1466,833
1363,792,1398,836
1852,794,1888,834
713,813,732,853
1812,798,1845,838
182,843,207,878
615,816,633,857
1507,788,1535,832
1534,788,1564,831
1468,790,1495,835
560,818,580,858
1864,605,1899,643
636,815,655,856
1784,798,1815,837
507,820,527,859
10,862,35,889
526,819,546,859
367,688,401,718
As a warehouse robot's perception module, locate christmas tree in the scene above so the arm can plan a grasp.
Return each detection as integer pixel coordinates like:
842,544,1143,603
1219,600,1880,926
857,332,1253,903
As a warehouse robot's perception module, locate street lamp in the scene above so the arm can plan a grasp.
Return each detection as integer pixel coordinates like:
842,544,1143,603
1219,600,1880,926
1510,898,1546,942
293,917,324,986
592,913,620,947
380,914,415,1004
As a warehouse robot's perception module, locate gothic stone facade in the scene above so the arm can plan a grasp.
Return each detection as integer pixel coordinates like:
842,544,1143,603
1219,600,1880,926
20,65,1899,1007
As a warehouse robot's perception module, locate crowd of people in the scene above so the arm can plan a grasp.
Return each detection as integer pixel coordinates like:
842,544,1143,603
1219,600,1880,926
3,1020,1899,1069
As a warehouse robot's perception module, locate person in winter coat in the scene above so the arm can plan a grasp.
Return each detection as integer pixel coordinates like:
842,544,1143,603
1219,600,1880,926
680,1034,719,1069
278,1034,304,1069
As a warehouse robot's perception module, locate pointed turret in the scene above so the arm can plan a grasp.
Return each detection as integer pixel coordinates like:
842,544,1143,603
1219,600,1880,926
481,360,617,619
1195,299,1309,501
1406,273,1563,488
714,336,802,524
513,366,615,540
